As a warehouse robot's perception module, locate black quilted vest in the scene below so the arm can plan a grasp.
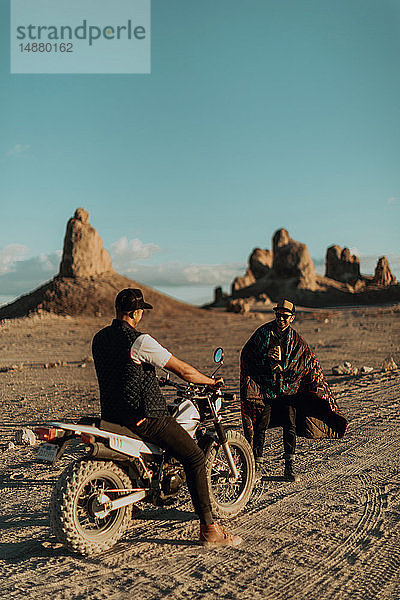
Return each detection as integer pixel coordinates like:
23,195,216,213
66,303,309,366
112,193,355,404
92,319,168,423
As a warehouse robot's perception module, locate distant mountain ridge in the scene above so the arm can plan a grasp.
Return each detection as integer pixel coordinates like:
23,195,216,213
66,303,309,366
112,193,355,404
209,228,400,308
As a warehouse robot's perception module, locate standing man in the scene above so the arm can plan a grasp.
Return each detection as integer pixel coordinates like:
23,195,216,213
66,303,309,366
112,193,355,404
92,288,242,547
240,299,347,481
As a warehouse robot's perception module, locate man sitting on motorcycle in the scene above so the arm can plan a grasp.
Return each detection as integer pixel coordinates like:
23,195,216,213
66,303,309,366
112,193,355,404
92,288,242,547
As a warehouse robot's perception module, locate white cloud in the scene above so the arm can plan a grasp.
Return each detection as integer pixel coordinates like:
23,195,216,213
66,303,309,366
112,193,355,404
0,235,242,305
6,144,30,157
387,197,399,205
0,251,60,297
109,236,243,286
117,261,244,287
0,243,28,274
110,237,160,271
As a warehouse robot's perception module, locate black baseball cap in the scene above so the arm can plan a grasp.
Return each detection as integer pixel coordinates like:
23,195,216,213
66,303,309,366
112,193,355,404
115,288,153,312
273,299,295,314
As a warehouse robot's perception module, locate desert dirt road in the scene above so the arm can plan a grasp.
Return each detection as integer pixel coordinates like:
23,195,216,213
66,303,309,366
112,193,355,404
0,305,399,599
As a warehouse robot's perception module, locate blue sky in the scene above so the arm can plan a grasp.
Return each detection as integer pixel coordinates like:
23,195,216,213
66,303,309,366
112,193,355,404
1,0,399,305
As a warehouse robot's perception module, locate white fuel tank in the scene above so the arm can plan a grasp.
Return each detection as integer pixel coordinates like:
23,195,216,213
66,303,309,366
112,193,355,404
173,399,200,437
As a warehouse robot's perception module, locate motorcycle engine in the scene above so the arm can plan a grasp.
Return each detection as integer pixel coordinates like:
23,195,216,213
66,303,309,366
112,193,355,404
160,458,186,500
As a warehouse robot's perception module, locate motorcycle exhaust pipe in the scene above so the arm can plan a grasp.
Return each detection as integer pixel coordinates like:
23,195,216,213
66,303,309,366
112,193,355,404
89,442,129,461
94,489,147,518
105,489,147,511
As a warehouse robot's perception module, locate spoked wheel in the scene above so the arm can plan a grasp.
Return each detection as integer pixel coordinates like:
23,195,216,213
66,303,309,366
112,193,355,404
204,429,255,518
50,460,133,555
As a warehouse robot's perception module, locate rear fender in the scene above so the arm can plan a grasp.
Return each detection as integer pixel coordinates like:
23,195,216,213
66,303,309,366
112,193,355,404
48,422,162,457
53,435,75,461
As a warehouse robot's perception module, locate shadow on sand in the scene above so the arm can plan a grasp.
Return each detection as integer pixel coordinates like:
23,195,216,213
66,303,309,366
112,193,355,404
0,537,70,563
0,505,201,563
261,474,287,482
134,507,197,522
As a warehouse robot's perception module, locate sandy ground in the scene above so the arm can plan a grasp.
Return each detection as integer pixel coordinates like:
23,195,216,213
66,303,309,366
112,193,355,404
0,304,399,600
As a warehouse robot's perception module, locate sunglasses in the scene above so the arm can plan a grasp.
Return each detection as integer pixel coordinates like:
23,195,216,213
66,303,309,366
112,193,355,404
275,312,293,320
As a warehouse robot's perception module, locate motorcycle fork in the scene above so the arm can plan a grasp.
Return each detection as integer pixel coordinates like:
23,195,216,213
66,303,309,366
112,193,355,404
205,394,239,480
212,416,239,480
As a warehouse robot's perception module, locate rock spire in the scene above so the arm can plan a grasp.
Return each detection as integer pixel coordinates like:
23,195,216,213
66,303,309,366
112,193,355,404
59,208,113,277
373,256,396,286
325,245,360,283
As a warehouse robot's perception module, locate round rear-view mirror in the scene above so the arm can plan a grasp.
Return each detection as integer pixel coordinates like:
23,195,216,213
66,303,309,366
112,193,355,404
213,347,224,364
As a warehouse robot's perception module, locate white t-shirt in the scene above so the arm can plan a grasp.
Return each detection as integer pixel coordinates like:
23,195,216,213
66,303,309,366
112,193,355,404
130,334,172,369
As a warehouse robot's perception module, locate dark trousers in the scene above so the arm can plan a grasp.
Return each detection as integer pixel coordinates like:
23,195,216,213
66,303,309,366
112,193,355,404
128,416,213,525
253,396,297,459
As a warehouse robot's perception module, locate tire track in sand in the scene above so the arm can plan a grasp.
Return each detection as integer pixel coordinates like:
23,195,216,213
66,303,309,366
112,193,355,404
263,474,393,600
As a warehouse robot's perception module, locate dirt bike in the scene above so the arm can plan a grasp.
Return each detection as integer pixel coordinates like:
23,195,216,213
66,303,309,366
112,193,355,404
35,348,255,555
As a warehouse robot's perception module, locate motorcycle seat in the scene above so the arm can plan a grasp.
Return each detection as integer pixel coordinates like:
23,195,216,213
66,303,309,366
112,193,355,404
77,416,142,440
100,419,142,440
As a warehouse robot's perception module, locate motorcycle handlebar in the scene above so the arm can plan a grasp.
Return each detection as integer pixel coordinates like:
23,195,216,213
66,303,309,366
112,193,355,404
158,377,236,401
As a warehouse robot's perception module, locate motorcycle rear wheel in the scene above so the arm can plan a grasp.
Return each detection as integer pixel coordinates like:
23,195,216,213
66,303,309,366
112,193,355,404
204,429,255,518
50,460,133,555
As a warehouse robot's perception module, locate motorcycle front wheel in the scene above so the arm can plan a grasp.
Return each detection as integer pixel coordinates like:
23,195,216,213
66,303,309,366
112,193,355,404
204,429,255,518
49,460,133,556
